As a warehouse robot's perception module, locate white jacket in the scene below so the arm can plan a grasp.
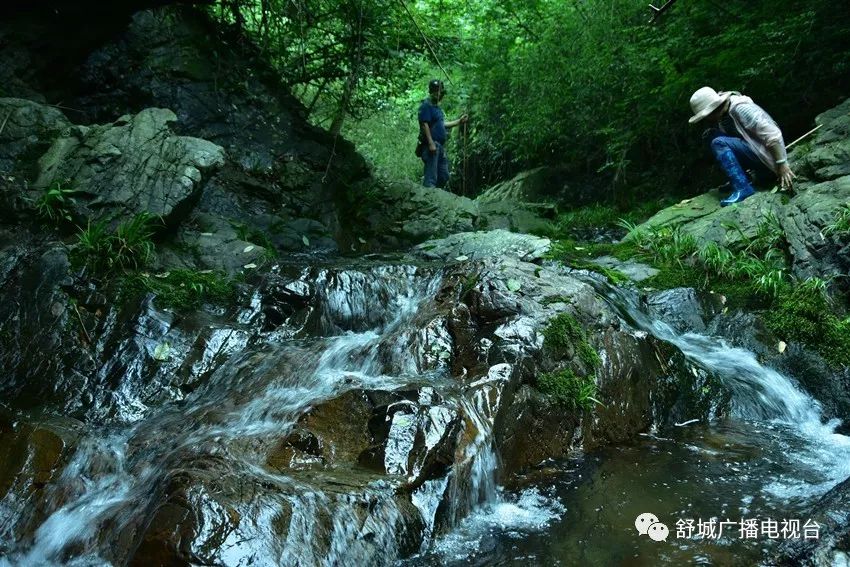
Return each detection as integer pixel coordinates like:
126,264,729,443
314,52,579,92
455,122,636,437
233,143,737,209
726,93,787,174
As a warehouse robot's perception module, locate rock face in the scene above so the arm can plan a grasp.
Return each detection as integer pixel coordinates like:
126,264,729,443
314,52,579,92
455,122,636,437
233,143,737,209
774,476,850,566
0,223,730,563
33,107,225,224
634,97,850,280
0,98,71,177
0,6,369,257
411,229,551,263
347,179,478,249
474,167,562,234
345,168,570,250
68,8,369,249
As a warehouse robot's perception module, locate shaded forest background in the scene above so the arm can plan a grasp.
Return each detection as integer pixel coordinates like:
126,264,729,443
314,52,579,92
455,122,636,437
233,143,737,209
20,0,850,202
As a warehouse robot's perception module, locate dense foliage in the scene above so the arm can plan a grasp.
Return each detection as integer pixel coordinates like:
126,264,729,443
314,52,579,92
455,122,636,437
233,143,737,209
213,0,850,196
461,0,850,193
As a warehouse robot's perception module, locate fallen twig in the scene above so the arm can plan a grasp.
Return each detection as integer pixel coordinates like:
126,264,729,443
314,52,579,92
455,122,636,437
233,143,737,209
73,302,93,345
0,111,11,137
648,0,677,23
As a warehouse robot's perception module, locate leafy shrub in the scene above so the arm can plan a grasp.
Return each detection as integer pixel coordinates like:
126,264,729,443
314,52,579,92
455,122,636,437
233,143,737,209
73,213,159,275
33,181,76,223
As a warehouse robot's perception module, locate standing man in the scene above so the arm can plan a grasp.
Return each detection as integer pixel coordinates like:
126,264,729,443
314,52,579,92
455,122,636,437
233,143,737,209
419,79,468,188
689,86,795,206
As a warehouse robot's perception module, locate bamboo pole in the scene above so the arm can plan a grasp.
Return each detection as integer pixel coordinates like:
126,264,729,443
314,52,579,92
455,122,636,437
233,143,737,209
786,124,823,149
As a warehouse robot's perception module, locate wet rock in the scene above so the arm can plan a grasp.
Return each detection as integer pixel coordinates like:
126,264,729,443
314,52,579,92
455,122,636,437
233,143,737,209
0,412,82,546
287,390,374,468
0,240,80,412
497,385,581,472
589,327,728,447
33,107,225,226
645,287,725,334
773,475,850,566
411,229,551,263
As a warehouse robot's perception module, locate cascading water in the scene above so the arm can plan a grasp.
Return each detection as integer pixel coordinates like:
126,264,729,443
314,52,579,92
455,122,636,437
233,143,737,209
579,273,850,498
3,256,848,566
432,271,850,565
0,264,508,566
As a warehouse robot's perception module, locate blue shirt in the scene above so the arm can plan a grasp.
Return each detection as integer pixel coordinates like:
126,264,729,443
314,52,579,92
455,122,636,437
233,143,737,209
418,99,447,144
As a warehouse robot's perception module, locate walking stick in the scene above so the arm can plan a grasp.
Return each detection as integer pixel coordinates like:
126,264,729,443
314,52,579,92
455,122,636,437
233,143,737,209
786,124,822,150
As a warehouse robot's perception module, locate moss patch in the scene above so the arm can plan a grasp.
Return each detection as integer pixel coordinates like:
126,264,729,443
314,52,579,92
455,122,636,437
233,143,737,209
545,239,637,284
537,368,598,410
765,287,850,368
542,312,601,369
121,270,236,310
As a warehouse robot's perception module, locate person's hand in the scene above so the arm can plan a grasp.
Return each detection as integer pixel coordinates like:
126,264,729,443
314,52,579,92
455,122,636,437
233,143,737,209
460,114,469,124
429,142,437,153
778,163,796,190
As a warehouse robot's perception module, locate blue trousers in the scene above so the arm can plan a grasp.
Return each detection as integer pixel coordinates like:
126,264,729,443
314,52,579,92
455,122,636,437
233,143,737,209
704,129,774,193
422,142,450,188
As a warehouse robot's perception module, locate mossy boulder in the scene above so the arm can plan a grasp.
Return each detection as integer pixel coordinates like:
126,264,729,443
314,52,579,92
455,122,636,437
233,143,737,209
0,97,71,178
33,107,225,226
633,96,850,281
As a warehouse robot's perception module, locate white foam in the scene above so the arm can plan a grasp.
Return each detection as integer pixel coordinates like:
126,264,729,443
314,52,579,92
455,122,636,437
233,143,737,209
429,488,565,562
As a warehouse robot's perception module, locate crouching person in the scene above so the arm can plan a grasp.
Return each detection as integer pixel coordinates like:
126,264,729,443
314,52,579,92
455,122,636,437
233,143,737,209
689,86,795,206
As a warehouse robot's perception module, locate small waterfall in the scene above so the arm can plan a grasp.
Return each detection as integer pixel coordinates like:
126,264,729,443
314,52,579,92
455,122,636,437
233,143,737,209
1,264,457,566
577,272,850,498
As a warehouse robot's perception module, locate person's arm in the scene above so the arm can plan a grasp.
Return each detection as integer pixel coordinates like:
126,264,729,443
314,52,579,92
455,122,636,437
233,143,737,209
420,122,436,153
768,142,796,190
446,114,469,129
737,103,795,189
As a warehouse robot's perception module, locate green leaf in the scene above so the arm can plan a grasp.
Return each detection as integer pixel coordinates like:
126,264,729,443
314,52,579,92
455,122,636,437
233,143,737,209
153,342,171,361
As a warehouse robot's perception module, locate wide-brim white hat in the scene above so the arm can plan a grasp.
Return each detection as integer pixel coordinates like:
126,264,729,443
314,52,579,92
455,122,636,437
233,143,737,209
689,86,731,124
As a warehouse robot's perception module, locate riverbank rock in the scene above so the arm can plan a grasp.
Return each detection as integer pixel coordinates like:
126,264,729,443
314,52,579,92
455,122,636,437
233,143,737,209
474,167,562,234
347,179,478,249
632,97,850,280
33,107,225,225
774,475,850,566
411,230,551,263
345,170,568,251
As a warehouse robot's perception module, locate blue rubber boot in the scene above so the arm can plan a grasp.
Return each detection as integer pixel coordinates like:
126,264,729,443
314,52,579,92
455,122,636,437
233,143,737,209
720,186,755,206
711,138,757,206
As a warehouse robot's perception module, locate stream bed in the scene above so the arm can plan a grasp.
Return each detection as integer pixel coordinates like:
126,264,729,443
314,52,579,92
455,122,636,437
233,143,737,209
1,259,847,566
411,274,850,566
414,417,849,566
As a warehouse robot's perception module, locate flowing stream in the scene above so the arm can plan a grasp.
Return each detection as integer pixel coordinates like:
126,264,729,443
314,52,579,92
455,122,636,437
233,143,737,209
1,264,848,566
416,273,850,565
0,264,501,566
